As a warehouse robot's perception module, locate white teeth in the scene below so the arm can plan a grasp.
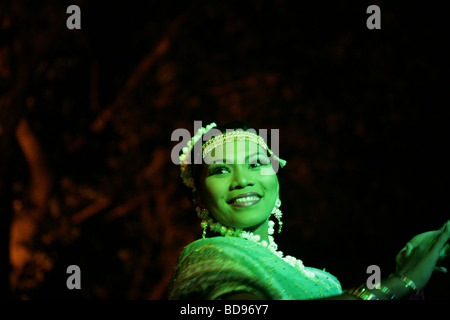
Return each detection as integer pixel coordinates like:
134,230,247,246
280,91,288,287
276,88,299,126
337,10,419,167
234,196,260,203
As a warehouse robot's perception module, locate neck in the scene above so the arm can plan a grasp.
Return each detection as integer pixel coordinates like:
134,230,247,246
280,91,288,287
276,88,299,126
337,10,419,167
246,219,270,243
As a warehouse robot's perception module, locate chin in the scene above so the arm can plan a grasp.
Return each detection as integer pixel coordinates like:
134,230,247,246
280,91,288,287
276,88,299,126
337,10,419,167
237,217,268,231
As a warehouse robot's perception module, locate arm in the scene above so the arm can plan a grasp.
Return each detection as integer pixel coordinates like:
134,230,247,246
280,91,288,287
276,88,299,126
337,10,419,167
332,220,450,300
222,220,450,300
321,275,416,300
221,275,410,300
221,271,427,301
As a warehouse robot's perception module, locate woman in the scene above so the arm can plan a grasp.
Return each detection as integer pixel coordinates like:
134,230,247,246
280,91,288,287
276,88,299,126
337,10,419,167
168,120,449,300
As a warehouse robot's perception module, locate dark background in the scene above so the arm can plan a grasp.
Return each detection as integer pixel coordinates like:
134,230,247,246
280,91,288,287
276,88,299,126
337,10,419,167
1,0,449,299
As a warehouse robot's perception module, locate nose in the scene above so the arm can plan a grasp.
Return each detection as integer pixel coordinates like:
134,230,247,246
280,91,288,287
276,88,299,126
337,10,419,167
230,166,254,190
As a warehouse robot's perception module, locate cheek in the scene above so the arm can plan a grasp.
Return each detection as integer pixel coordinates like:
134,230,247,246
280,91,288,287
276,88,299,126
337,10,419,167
202,179,227,207
262,177,279,212
262,175,279,196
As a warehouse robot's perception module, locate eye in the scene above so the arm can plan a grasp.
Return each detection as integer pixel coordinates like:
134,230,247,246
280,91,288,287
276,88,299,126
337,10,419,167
249,157,270,169
210,165,230,175
249,162,262,169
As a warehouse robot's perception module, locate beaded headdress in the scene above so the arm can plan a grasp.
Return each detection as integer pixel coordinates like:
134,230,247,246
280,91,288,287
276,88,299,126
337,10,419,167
179,122,286,191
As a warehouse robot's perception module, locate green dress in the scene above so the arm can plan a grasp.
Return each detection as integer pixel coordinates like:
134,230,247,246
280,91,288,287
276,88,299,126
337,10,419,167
168,236,342,300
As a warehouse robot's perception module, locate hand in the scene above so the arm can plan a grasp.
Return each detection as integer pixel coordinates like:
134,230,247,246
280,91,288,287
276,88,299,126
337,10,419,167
395,220,450,290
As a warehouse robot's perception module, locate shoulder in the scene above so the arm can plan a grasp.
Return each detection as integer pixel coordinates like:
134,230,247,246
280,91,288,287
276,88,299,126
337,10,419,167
181,236,228,252
168,236,275,300
176,237,226,260
178,236,258,260
174,236,242,269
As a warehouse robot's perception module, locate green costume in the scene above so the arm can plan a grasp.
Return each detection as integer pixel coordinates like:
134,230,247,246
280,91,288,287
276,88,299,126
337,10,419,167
168,236,342,300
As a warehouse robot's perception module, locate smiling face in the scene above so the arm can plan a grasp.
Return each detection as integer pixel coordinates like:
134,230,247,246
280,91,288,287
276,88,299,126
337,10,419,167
198,139,279,232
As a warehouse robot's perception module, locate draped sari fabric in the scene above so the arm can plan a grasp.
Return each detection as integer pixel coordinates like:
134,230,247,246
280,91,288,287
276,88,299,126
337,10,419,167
168,236,342,300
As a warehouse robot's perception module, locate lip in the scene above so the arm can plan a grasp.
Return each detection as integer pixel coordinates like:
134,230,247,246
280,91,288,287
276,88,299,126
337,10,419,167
227,192,262,207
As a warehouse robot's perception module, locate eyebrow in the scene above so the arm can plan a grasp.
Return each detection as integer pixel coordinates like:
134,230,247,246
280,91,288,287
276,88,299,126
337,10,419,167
209,152,267,165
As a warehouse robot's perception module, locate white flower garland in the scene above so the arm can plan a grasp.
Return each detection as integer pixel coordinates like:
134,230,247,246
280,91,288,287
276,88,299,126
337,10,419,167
179,122,218,190
202,213,315,279
241,220,316,279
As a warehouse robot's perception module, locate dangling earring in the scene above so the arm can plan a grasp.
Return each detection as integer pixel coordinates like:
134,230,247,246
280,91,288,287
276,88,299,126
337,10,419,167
272,197,283,233
197,207,209,239
197,207,234,238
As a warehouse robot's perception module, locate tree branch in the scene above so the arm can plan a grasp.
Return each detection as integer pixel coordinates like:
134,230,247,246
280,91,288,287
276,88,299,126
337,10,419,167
91,12,188,132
